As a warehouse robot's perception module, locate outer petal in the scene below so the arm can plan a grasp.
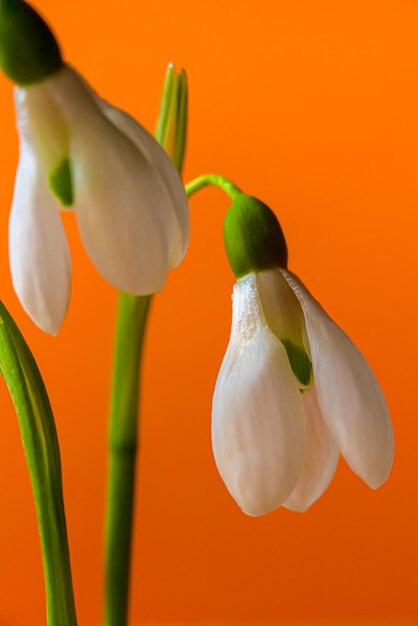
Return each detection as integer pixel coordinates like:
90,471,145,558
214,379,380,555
46,66,174,295
281,269,394,488
212,275,306,516
99,102,189,268
72,71,188,268
283,386,339,512
9,140,71,335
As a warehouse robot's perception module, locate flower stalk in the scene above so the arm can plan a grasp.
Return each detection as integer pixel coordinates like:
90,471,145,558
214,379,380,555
104,63,188,626
104,293,151,626
185,173,242,200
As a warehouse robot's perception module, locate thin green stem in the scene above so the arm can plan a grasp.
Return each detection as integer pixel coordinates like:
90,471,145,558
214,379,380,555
104,294,151,626
185,174,242,200
0,301,77,626
104,63,187,626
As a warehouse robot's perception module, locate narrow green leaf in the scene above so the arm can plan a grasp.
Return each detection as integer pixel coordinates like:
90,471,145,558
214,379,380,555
0,302,77,626
154,62,177,146
172,69,188,174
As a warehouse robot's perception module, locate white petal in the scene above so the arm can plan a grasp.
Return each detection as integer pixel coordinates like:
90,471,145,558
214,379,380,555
255,269,307,344
283,386,339,512
15,83,68,176
99,102,189,268
9,140,71,335
212,276,306,516
256,268,312,388
281,269,394,488
46,66,174,294
63,70,189,267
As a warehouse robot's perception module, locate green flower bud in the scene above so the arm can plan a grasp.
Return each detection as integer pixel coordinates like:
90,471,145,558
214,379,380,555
0,0,62,85
224,194,288,278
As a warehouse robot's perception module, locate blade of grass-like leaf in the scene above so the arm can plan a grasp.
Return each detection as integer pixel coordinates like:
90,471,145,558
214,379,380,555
173,69,188,174
155,62,177,149
0,301,77,626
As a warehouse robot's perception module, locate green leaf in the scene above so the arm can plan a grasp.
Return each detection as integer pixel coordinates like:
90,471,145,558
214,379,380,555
154,63,188,175
172,69,188,175
0,301,77,626
154,62,177,147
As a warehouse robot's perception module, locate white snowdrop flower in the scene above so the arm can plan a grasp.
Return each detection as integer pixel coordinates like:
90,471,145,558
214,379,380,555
212,194,394,516
10,65,189,334
0,2,189,334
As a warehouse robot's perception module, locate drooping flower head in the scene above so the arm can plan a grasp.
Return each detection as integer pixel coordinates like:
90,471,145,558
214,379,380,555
0,0,189,333
212,193,394,515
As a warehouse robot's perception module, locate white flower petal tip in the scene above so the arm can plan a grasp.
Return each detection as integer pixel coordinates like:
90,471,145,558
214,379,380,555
280,269,394,490
283,386,339,512
9,140,71,335
212,330,306,517
212,276,306,517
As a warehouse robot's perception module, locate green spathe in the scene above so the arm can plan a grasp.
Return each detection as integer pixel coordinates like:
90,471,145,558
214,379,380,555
0,0,62,85
224,194,288,278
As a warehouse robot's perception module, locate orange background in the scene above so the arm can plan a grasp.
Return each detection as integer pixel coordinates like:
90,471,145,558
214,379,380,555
0,0,417,624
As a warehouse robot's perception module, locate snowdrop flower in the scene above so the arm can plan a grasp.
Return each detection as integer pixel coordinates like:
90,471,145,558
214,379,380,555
0,0,189,334
212,194,394,516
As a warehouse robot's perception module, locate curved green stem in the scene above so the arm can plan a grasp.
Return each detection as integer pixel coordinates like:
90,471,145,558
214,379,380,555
104,294,151,626
185,174,242,200
0,301,77,626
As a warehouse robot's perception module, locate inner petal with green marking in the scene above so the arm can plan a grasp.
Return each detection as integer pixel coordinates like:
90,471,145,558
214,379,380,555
49,156,74,207
280,338,312,388
256,268,313,389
